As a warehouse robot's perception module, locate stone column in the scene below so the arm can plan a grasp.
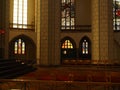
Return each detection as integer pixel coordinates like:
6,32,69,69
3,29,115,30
92,0,114,64
92,0,100,64
35,0,41,65
4,0,9,59
54,0,61,65
40,0,49,65
36,0,60,66
48,0,55,65
99,0,114,64
48,0,61,66
108,0,114,63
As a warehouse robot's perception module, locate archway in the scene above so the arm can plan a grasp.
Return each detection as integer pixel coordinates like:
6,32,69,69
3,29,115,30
79,36,91,60
9,35,36,63
61,37,77,64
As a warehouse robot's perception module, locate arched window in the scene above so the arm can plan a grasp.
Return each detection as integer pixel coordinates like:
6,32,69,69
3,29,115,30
61,0,75,30
79,37,91,60
14,38,25,54
13,0,28,28
82,40,88,54
62,40,73,49
113,0,120,31
61,38,76,60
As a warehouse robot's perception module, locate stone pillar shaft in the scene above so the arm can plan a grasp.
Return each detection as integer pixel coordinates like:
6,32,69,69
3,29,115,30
92,0,113,64
35,0,41,65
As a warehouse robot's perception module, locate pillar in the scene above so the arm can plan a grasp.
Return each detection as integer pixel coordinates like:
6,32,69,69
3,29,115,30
92,0,114,64
35,0,41,65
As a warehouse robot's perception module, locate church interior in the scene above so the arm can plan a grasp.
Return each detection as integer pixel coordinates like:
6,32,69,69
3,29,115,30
0,0,120,89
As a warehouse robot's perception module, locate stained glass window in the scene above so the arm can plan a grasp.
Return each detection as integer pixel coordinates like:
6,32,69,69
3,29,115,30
82,40,88,54
13,0,27,28
61,0,75,30
62,40,73,49
62,40,73,55
14,39,25,54
61,38,77,60
113,0,120,30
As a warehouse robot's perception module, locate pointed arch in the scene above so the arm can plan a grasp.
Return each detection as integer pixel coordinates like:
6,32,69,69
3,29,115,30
79,36,91,60
61,37,77,62
9,34,36,62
